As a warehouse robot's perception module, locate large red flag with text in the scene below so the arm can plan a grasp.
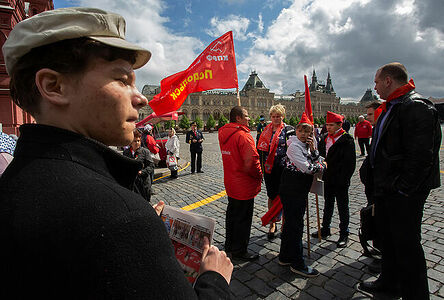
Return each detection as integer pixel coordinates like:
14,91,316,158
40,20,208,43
304,75,314,123
149,31,238,115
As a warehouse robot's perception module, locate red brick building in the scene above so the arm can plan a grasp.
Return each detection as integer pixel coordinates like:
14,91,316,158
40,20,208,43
0,0,54,135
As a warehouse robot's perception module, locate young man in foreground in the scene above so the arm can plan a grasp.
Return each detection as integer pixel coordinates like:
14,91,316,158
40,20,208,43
0,7,232,299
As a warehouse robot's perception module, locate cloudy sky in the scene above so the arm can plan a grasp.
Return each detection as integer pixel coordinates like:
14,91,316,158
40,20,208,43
53,0,444,101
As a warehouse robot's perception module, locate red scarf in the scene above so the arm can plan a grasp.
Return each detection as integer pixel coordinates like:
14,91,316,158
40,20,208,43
325,128,345,145
381,78,415,112
257,122,284,174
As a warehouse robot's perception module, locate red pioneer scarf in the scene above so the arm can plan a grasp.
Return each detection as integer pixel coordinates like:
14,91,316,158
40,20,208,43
325,128,345,145
257,122,284,174
381,78,415,112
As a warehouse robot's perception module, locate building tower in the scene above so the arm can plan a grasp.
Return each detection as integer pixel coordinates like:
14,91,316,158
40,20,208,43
325,71,334,94
0,0,54,135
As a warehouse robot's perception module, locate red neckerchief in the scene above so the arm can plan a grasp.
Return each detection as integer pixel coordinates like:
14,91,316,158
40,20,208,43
325,128,345,145
381,78,415,112
257,123,284,174
130,147,138,158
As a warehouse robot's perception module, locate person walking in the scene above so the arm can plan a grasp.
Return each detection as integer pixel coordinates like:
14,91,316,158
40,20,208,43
219,106,262,261
186,121,204,174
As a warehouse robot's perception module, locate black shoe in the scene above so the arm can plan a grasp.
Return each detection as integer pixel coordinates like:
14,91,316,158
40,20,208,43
311,229,331,239
191,171,195,174
267,224,278,240
358,280,401,297
231,251,259,261
290,265,320,278
197,170,204,173
277,258,292,266
337,235,348,248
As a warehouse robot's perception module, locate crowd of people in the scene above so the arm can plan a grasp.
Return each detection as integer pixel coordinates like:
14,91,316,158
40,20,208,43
0,6,441,300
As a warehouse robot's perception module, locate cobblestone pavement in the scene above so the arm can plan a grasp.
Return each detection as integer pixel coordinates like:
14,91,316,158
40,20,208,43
152,127,444,299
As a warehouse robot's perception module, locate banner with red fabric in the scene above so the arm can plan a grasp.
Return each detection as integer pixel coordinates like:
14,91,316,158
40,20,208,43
149,31,238,115
304,75,314,123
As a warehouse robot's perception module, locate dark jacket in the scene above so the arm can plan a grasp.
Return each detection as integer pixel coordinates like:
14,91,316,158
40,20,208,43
123,146,154,201
369,91,441,197
186,130,204,152
319,132,356,186
0,124,231,300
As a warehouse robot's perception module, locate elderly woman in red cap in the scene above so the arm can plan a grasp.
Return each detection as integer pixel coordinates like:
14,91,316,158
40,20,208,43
278,112,326,277
312,111,356,248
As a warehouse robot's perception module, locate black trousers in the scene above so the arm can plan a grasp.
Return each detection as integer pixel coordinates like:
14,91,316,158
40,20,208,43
321,183,350,236
375,191,430,299
358,138,370,156
225,197,254,254
279,171,312,268
190,150,202,173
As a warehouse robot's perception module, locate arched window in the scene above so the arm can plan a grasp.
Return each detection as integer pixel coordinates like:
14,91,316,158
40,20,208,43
213,110,221,120
191,109,199,121
203,109,211,122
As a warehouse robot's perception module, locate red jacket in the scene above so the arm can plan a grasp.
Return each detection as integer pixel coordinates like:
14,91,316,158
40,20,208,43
218,123,262,200
146,134,159,154
354,120,372,139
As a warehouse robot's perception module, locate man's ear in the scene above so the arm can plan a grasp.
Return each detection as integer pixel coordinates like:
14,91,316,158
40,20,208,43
384,75,392,87
35,68,70,106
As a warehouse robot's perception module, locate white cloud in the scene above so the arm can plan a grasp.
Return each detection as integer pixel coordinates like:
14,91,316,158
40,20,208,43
206,15,250,41
257,13,264,33
238,0,444,99
77,0,203,90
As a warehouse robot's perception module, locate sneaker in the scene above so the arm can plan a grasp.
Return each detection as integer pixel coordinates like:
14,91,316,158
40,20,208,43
290,265,320,278
336,235,348,248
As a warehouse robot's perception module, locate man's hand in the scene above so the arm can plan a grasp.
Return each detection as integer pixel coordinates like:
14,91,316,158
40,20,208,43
152,200,165,216
199,237,233,284
192,139,197,143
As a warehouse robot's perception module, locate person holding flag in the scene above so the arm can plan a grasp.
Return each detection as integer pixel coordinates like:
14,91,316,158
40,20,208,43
312,112,356,248
278,112,325,277
257,104,293,240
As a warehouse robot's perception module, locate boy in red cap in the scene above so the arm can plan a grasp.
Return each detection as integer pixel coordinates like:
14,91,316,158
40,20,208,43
312,111,356,248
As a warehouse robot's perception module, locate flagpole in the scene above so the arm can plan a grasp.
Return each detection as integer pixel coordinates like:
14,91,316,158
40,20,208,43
306,196,311,258
315,194,321,242
236,87,241,106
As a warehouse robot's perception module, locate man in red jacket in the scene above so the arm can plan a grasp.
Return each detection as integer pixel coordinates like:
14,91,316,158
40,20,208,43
354,115,372,156
219,106,262,261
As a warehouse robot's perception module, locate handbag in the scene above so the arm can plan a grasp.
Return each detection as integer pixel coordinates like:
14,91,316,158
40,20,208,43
167,154,178,171
359,204,381,258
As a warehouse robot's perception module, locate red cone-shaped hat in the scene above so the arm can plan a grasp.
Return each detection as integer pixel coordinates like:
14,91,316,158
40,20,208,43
299,112,313,125
326,111,344,123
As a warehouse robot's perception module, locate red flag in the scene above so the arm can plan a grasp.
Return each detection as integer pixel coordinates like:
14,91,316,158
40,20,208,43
304,75,314,123
149,31,238,115
261,195,283,226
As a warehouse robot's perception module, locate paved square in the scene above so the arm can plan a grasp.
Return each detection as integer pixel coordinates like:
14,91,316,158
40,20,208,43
153,127,444,299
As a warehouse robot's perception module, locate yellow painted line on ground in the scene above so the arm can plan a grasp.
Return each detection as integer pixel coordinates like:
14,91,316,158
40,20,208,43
181,190,227,211
153,162,191,182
